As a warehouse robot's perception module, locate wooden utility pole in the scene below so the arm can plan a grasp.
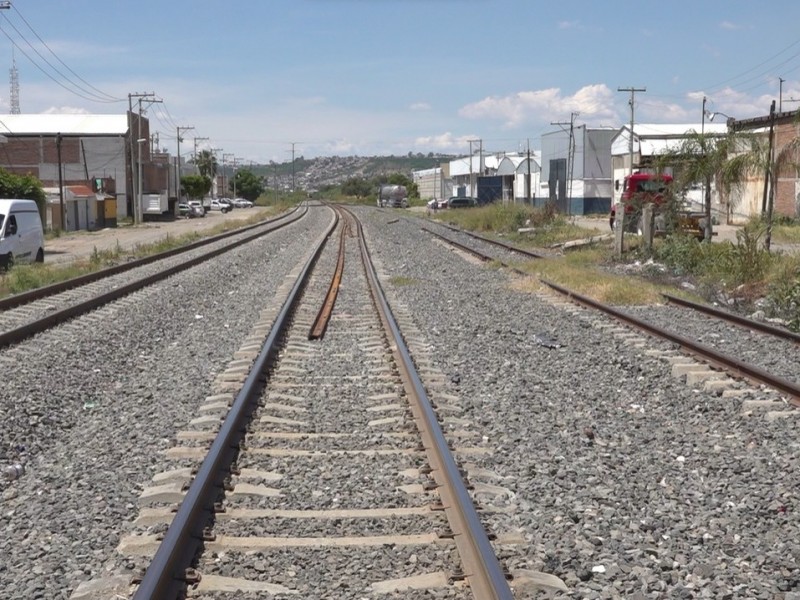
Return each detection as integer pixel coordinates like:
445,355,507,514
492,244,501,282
764,99,777,251
176,125,194,203
615,87,645,254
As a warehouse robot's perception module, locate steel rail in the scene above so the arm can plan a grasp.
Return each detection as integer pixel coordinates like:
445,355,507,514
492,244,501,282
420,226,800,405
662,292,800,344
542,278,800,404
422,227,494,262
0,207,307,350
434,220,545,259
0,204,304,312
349,207,514,599
308,207,347,340
133,205,339,600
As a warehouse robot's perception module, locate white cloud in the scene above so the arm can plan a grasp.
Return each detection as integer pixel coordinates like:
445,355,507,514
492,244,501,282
42,106,91,115
413,132,479,152
720,21,741,30
409,102,431,111
558,20,580,30
459,84,617,128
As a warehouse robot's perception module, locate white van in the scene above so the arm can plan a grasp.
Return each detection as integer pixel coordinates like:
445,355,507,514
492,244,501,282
0,199,45,269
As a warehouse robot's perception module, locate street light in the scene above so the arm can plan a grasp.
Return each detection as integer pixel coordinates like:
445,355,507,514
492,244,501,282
704,110,734,126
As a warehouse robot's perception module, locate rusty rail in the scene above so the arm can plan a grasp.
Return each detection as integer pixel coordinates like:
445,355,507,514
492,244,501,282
434,221,545,259
662,292,800,344
308,208,348,340
543,279,800,404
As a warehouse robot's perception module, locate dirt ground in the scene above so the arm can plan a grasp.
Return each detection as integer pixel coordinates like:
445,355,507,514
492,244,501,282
44,207,272,265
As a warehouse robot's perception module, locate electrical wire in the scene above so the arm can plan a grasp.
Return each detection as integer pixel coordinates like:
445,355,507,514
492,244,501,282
0,26,120,104
6,5,124,103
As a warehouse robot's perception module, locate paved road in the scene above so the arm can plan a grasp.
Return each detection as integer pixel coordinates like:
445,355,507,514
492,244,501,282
44,207,271,265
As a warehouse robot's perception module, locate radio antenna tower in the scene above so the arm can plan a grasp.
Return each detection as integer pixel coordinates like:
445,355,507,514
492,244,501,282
9,48,19,114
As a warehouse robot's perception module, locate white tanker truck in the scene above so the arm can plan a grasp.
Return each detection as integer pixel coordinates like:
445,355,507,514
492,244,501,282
377,184,409,208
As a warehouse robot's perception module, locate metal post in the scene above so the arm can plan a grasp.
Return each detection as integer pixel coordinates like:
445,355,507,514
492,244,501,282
56,133,64,231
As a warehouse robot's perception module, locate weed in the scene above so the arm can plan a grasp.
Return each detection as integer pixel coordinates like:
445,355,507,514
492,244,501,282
389,276,416,286
765,256,800,331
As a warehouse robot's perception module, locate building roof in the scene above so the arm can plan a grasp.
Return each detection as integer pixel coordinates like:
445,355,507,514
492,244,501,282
0,114,129,136
611,123,729,157
496,154,541,175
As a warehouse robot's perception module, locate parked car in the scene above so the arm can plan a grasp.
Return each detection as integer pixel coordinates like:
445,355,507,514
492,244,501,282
187,201,206,217
426,198,444,210
209,199,231,213
178,202,191,217
447,196,477,208
232,197,253,208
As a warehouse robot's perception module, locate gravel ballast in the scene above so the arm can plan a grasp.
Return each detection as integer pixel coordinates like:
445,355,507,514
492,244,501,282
2,203,798,599
357,207,800,599
0,206,332,598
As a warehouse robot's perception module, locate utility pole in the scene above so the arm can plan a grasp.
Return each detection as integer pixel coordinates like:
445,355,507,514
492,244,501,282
526,138,532,205
223,153,234,197
615,87,645,254
763,99,777,252
175,126,194,203
467,139,480,197
551,112,579,215
780,77,785,113
56,133,64,229
289,142,300,193
232,157,239,198
210,148,222,198
137,94,162,224
193,137,209,170
128,93,153,223
127,92,159,224
618,87,646,182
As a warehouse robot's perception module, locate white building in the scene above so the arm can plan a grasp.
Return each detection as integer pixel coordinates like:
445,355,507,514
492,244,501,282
610,123,729,218
540,126,616,215
495,153,540,203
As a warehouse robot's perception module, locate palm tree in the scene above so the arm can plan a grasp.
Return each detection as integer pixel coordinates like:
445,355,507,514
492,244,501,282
655,128,799,248
192,150,218,180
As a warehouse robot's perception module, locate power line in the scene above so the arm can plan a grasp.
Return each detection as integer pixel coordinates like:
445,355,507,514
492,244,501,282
618,87,646,182
5,4,123,102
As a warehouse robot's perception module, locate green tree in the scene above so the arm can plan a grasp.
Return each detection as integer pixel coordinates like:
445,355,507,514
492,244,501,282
0,169,46,211
383,173,419,199
230,169,263,201
341,177,372,198
191,150,218,179
656,127,799,248
181,174,211,200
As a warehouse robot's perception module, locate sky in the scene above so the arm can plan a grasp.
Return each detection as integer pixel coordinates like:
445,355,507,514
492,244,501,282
2,0,800,164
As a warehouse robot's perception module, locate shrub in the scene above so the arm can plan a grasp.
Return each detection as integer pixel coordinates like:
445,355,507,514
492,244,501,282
765,257,800,331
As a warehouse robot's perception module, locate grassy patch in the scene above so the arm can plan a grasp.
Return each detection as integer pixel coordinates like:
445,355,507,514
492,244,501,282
510,251,666,305
430,203,606,248
772,223,800,244
388,275,416,286
0,207,287,299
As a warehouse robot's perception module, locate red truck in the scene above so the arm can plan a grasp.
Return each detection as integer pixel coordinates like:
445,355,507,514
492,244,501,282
610,172,705,238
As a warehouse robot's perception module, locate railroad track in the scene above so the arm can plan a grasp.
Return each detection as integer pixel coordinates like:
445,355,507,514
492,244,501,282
421,223,800,411
70,205,529,599
0,204,306,349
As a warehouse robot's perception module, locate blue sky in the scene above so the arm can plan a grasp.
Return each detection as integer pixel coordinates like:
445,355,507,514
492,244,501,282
3,0,800,163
